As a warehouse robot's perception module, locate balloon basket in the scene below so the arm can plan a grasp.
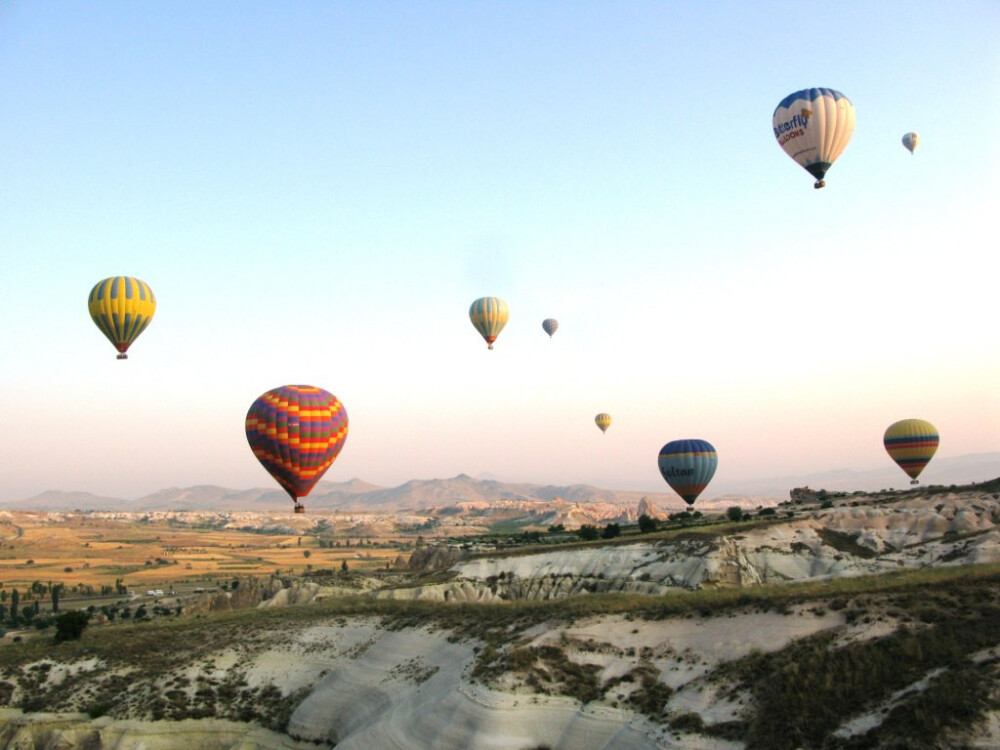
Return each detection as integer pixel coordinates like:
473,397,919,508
294,504,305,514
117,353,128,360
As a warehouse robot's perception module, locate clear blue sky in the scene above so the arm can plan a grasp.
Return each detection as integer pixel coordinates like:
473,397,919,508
1,2,998,502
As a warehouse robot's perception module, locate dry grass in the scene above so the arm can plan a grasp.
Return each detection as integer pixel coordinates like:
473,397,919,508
0,512,404,592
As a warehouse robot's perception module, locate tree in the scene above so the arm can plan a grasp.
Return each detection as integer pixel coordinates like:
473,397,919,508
54,611,89,642
341,560,349,573
726,507,744,522
303,550,311,560
578,525,599,541
10,589,18,619
602,523,621,539
52,585,60,613
637,514,658,534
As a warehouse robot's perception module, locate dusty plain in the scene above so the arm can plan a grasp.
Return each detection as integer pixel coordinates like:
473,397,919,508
0,511,416,597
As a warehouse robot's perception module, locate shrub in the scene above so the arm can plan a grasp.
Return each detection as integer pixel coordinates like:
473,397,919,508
638,515,658,533
54,611,89,642
671,712,705,732
726,507,744,522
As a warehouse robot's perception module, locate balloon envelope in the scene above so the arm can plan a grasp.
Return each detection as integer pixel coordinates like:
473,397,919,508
902,132,919,154
658,439,718,506
542,318,559,337
88,276,156,359
245,385,349,509
773,88,855,188
469,297,509,350
595,413,612,433
884,419,938,484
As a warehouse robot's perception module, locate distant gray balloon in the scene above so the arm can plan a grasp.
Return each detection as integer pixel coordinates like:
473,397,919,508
542,318,559,337
902,132,919,154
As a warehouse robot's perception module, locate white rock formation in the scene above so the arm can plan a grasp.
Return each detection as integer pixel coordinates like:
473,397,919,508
374,490,1000,603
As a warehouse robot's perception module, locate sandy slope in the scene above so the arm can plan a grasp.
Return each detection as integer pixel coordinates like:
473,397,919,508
281,607,841,750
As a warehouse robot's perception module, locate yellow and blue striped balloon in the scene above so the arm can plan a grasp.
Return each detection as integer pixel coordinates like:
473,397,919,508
87,276,156,359
469,296,509,350
884,419,938,484
658,439,718,506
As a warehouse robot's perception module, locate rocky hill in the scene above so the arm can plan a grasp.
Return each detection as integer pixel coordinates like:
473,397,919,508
1,483,999,749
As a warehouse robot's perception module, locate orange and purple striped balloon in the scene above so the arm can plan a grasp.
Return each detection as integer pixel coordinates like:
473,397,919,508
245,385,348,509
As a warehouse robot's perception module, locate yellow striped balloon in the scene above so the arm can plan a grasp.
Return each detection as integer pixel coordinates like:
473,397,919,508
88,276,156,359
469,296,509,350
595,413,612,434
884,418,939,484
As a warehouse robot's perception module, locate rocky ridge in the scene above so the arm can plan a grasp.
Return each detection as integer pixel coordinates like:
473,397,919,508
376,490,1000,603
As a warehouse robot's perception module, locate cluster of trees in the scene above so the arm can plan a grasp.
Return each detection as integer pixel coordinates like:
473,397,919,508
577,512,687,540
0,576,135,632
0,583,65,630
577,523,622,541
302,536,400,549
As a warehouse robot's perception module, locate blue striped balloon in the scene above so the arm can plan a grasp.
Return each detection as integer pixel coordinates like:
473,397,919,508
657,439,718,506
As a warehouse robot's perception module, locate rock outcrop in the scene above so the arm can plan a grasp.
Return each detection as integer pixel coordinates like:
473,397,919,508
0,711,318,749
182,577,278,615
635,496,662,520
378,490,1000,603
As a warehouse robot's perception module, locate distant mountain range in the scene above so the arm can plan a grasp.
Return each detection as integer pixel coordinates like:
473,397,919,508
6,453,998,513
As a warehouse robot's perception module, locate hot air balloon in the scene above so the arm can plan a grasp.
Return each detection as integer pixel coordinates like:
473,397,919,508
884,419,938,485
658,439,718,506
773,88,855,188
902,132,919,154
245,385,348,513
469,297,509,350
542,318,559,338
595,413,612,434
87,276,156,359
